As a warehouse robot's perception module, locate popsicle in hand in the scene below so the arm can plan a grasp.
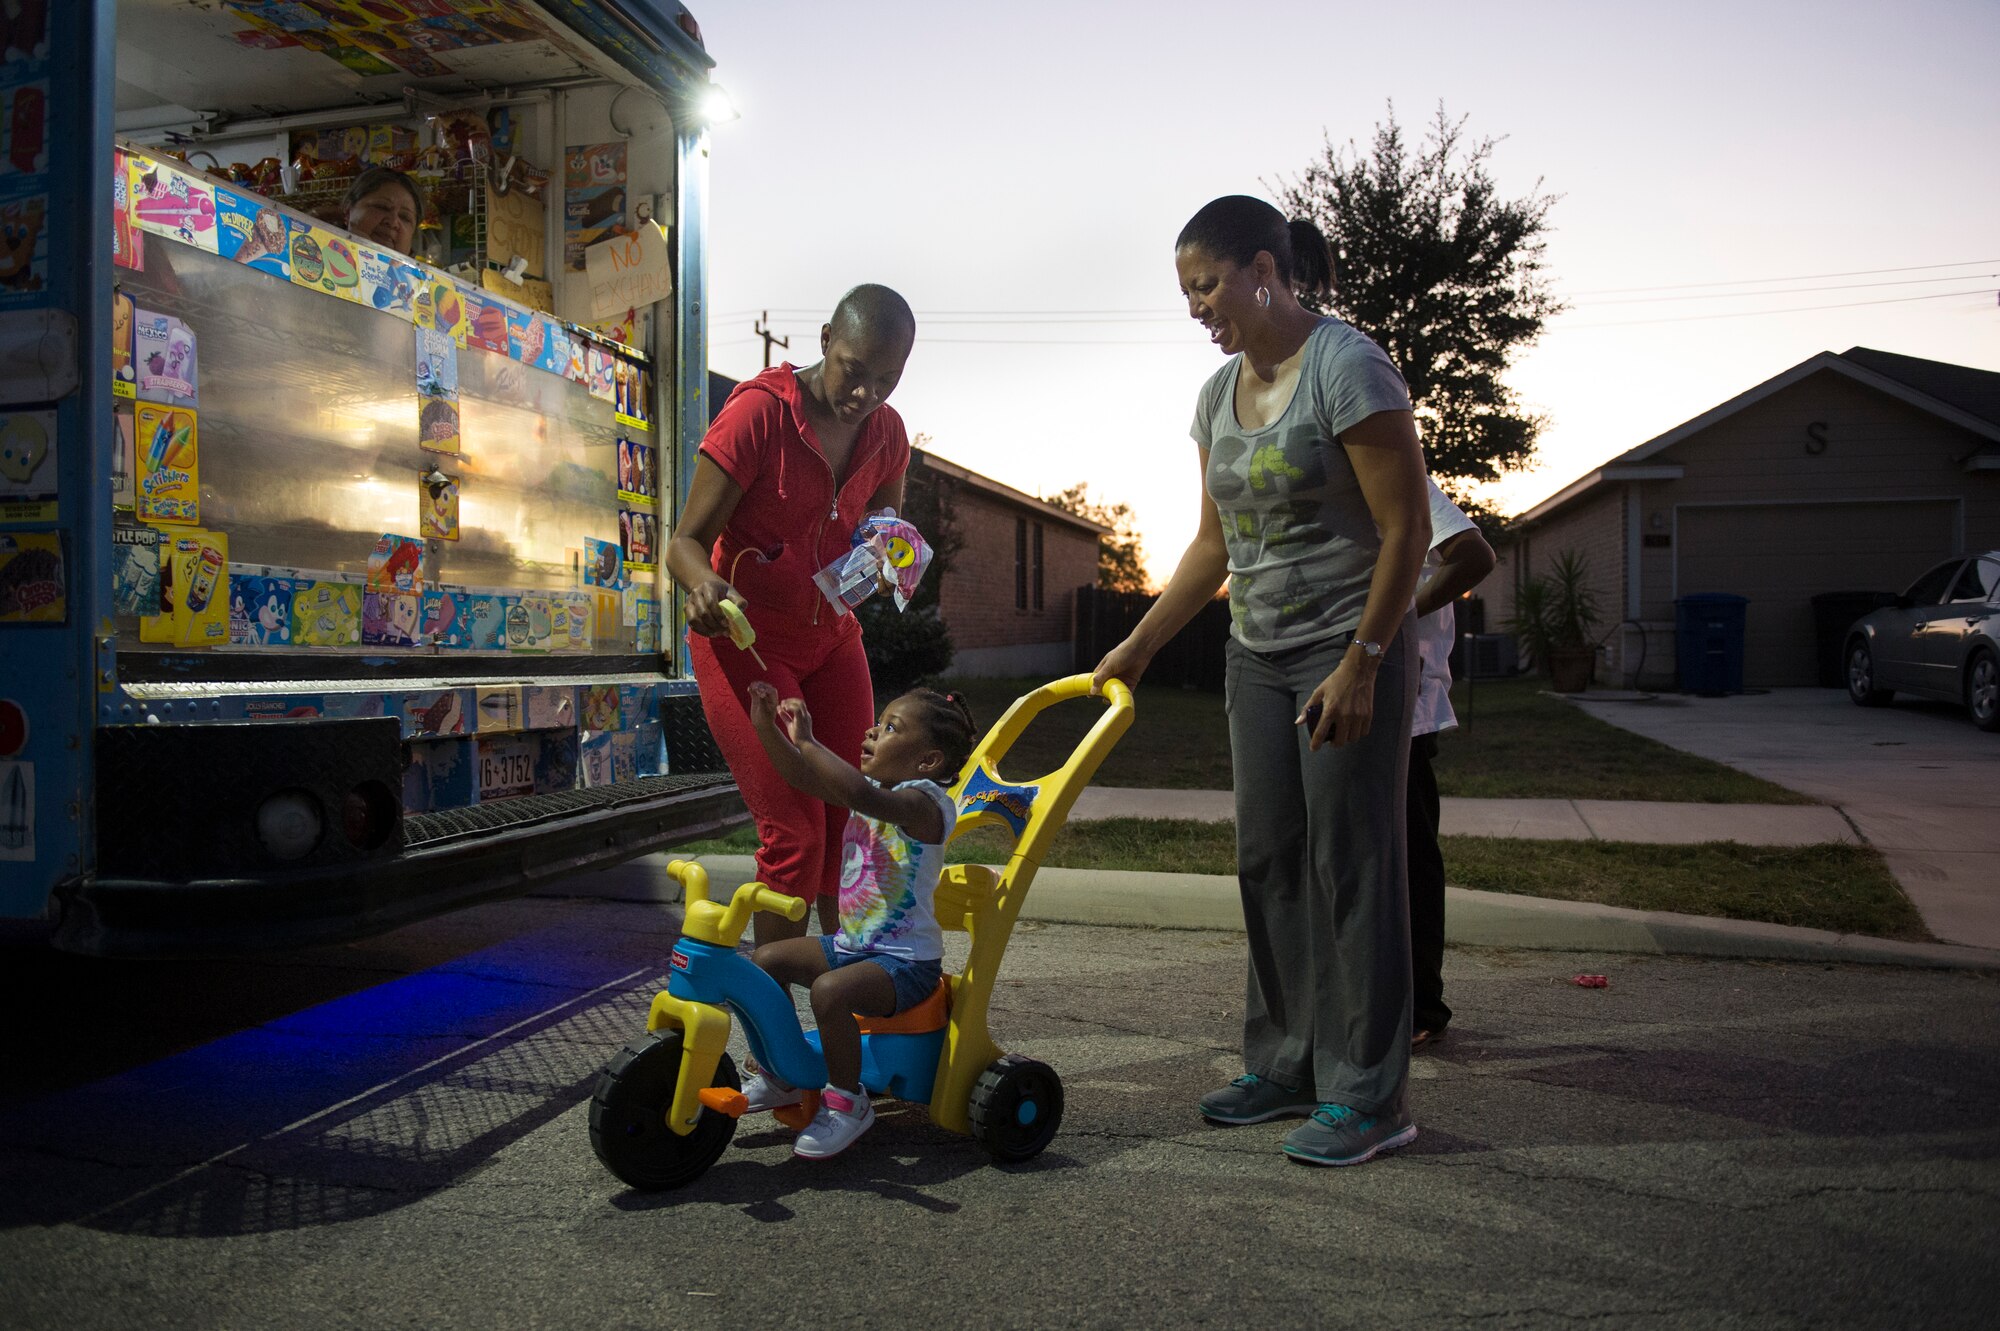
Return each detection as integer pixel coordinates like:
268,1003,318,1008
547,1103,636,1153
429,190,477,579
717,599,766,670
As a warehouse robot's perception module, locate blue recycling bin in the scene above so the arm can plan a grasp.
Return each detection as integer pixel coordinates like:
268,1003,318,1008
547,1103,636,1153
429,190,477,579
1675,594,1749,695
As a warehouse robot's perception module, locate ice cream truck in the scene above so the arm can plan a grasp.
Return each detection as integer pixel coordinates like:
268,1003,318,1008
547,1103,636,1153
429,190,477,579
0,1,745,953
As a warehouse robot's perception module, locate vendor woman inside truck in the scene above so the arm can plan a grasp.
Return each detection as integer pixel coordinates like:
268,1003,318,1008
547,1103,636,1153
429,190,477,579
343,166,423,256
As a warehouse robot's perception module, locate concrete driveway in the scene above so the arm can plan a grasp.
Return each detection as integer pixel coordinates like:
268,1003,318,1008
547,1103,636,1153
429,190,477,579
1571,688,2000,949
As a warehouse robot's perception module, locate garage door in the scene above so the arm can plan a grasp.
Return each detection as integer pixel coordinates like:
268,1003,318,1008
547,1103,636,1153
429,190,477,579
1676,500,1960,686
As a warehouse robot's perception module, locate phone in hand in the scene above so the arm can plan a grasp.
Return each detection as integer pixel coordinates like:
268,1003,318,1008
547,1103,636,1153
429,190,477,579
1301,699,1323,733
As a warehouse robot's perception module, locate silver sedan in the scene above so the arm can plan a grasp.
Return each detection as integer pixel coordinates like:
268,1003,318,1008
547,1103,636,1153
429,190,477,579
1845,550,2000,731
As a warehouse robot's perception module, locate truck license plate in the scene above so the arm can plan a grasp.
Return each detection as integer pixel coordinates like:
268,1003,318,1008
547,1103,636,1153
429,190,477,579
477,736,536,801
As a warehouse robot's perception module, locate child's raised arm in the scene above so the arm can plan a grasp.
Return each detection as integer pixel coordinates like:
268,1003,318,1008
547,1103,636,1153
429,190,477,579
745,683,949,843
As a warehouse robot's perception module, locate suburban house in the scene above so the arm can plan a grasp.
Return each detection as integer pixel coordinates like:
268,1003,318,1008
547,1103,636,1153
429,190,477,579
705,373,1106,678
913,448,1107,678
1489,347,2000,689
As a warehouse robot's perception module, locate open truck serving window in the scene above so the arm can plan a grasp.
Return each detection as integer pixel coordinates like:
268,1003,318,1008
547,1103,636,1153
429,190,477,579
0,1,743,955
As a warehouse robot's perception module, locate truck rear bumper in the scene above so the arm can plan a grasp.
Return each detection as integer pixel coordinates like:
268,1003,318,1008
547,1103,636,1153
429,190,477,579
55,773,744,956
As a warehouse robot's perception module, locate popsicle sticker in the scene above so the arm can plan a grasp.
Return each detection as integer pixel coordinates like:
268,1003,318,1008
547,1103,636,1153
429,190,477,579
132,308,197,409
127,156,219,253
366,533,425,594
362,251,420,319
415,327,461,454
320,236,364,303
289,227,331,291
135,402,198,526
214,186,290,279
420,468,460,540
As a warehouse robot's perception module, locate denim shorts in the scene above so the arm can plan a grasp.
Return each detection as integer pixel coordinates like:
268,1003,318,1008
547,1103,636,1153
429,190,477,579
819,938,944,1014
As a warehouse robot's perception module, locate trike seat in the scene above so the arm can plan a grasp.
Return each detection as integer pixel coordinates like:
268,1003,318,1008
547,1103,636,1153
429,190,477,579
855,979,950,1035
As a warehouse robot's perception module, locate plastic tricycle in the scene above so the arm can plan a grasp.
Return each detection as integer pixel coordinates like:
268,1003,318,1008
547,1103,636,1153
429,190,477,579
589,673,1134,1189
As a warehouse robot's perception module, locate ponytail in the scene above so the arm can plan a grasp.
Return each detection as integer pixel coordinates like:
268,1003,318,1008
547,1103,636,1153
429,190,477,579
1287,218,1336,301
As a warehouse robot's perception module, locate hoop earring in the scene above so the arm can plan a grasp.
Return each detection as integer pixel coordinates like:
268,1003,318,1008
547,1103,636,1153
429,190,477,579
1255,285,1271,309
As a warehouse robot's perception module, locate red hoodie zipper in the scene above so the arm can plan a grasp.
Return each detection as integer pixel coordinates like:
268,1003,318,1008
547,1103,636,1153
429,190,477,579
805,432,883,626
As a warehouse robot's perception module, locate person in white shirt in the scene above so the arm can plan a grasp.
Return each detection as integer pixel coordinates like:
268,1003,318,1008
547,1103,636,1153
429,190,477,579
1409,480,1496,1048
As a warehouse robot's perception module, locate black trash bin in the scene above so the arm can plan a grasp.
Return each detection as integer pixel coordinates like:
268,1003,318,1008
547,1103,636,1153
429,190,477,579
1809,591,1900,688
1675,594,1748,695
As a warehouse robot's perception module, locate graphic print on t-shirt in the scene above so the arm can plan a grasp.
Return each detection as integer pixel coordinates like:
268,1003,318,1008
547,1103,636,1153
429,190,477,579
1209,423,1335,628
834,778,953,963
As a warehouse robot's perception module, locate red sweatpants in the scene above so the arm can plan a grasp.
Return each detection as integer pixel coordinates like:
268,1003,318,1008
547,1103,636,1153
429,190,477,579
688,618,874,903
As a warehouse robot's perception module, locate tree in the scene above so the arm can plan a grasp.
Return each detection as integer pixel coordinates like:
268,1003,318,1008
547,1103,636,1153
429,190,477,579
1273,103,1563,514
858,435,961,694
1046,482,1150,594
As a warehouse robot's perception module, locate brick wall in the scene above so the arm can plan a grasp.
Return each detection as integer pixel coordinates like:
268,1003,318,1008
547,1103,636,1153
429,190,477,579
936,486,1097,651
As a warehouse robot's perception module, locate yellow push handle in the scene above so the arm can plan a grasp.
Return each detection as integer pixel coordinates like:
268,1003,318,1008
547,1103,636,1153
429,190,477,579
960,673,1133,779
753,887,807,922
667,859,710,906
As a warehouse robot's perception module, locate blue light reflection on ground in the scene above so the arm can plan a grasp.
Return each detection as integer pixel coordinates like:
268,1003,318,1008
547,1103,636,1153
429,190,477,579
0,913,669,1235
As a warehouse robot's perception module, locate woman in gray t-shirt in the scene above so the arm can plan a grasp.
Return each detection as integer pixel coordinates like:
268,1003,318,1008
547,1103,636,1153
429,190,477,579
1091,195,1432,1167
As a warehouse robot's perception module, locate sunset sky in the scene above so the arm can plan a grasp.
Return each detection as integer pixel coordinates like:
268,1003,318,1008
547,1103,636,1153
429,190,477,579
693,0,1999,584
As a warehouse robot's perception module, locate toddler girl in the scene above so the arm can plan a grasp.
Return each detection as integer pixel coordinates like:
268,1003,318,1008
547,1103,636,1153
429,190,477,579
741,679,975,1160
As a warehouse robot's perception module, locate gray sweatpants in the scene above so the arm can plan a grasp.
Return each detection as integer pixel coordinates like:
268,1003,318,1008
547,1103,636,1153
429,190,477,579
1226,620,1417,1115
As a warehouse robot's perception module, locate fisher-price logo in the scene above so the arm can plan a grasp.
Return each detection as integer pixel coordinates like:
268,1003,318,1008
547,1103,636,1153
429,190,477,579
669,951,689,971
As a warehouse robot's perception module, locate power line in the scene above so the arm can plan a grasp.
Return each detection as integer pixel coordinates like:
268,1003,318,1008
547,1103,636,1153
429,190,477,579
717,260,2000,324
713,278,1995,343
1550,286,1995,331
1570,272,1999,307
848,287,1997,340
1565,259,2000,297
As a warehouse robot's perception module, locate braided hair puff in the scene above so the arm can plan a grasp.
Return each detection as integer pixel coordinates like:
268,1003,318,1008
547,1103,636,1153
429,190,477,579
898,687,978,779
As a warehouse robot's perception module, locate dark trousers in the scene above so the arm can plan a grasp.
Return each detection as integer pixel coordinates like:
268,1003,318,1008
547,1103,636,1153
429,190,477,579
1406,731,1450,1034
1226,625,1416,1115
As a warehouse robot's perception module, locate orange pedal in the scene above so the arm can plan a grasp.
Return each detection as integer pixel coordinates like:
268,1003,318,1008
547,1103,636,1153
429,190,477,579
698,1087,749,1117
773,1091,820,1131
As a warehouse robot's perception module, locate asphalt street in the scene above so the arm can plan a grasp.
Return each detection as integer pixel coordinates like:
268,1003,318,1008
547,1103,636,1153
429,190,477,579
2,887,1996,1330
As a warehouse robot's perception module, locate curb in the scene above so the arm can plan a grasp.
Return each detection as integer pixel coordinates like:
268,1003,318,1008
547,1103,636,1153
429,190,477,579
559,853,2000,972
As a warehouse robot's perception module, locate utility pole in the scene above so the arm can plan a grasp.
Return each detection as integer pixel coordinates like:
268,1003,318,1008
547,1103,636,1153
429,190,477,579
754,311,789,369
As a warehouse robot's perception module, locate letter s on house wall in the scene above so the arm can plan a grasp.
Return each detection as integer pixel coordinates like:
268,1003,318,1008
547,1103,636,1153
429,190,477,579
1805,421,1830,455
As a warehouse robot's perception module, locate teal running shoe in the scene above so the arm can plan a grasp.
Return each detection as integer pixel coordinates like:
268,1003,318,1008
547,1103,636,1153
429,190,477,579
1198,1073,1319,1125
1281,1101,1418,1166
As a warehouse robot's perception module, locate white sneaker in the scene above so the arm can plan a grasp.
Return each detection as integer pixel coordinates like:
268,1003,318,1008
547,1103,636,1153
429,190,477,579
741,1071,802,1113
792,1086,875,1159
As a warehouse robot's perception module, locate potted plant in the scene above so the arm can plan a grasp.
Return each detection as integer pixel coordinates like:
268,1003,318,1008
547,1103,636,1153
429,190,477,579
1505,549,1601,693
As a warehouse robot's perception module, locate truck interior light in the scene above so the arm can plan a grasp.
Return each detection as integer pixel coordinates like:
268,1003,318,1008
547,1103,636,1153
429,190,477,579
698,85,738,125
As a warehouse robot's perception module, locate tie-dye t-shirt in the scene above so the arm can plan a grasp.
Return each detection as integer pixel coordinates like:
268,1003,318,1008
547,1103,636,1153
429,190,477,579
832,778,957,963
1192,317,1414,652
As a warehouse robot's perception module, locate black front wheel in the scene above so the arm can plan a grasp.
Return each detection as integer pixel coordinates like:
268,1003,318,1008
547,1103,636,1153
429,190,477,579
1847,639,1893,707
589,1031,739,1191
1967,649,2000,732
968,1054,1064,1164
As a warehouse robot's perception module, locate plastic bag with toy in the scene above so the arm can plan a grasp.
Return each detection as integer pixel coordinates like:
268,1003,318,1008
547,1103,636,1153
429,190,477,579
810,509,934,616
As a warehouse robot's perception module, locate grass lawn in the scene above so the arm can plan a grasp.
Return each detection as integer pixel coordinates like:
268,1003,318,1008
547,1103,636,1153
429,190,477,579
928,676,1233,789
929,673,1812,804
1439,837,1930,942
665,817,1926,941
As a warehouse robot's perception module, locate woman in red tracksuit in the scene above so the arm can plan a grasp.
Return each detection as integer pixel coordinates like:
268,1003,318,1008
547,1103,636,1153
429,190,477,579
666,286,917,945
